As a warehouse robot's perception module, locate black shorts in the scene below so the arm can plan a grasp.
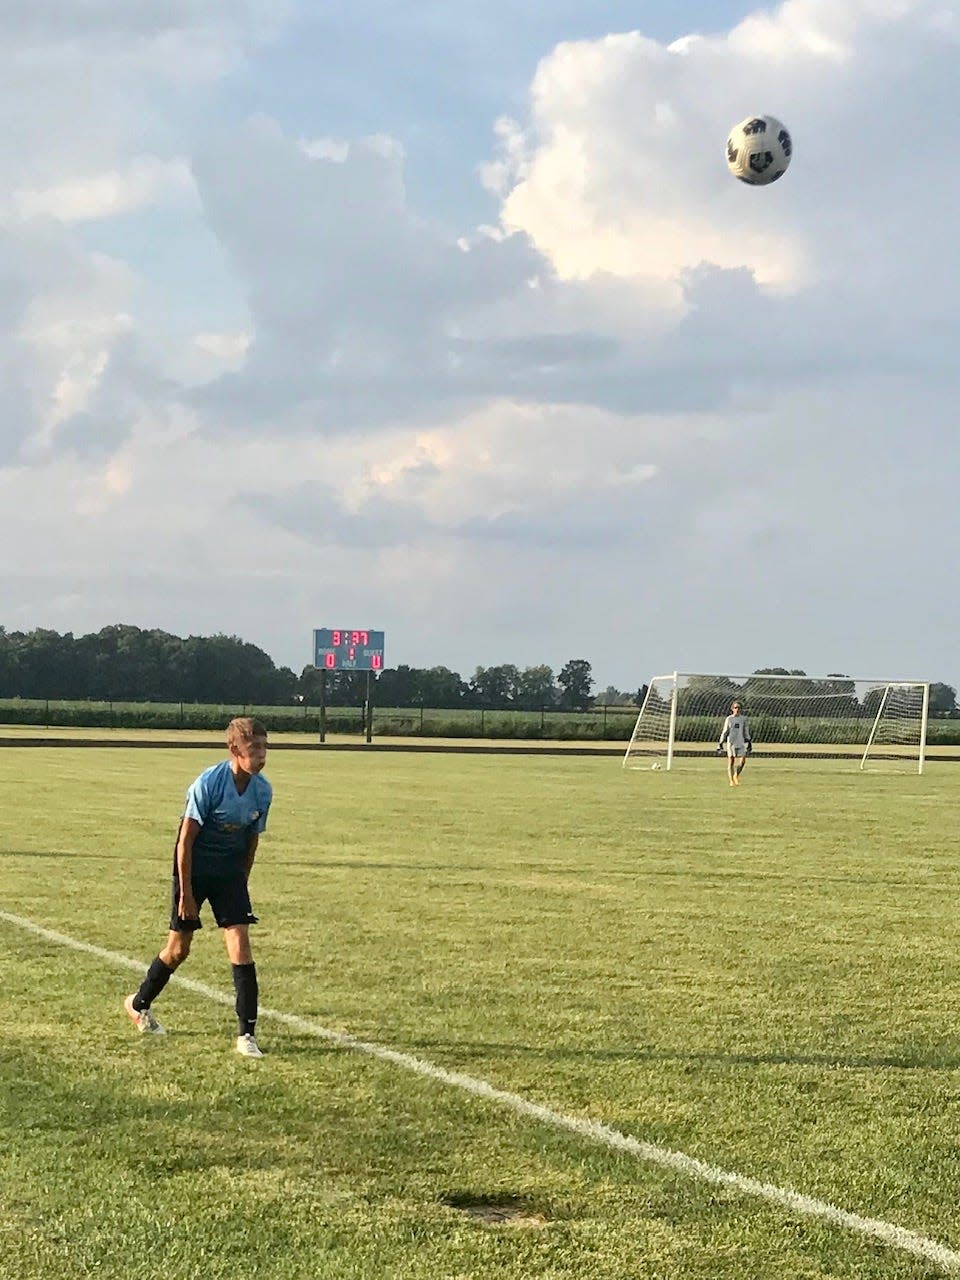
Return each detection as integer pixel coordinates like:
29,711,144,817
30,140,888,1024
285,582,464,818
170,863,259,932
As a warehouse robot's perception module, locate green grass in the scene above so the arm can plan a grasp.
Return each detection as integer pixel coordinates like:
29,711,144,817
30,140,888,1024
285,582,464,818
2,747,960,1278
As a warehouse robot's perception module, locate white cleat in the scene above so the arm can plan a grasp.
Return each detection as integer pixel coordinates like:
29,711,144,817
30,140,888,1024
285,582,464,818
236,1033,264,1058
124,994,165,1035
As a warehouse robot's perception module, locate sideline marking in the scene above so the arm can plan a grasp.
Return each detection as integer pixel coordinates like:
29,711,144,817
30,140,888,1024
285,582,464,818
3,908,959,1274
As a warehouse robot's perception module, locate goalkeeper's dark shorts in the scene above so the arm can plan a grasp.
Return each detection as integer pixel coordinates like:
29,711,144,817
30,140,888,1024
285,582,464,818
169,862,258,931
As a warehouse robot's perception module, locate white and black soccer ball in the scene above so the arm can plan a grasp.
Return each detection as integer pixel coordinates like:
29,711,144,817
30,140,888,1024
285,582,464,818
726,115,792,186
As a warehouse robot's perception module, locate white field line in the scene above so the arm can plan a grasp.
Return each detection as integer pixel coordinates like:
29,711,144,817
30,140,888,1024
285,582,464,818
3,909,960,1275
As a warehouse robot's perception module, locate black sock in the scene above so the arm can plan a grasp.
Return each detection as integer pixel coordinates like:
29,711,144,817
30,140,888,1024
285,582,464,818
133,956,174,1011
232,962,258,1036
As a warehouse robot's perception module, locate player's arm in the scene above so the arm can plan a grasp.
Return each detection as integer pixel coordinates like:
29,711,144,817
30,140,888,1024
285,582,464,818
718,714,730,750
176,818,201,920
243,832,259,881
744,718,753,752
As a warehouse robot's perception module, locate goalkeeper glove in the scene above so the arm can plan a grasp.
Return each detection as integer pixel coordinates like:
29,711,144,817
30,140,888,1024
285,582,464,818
716,743,724,754
746,742,753,754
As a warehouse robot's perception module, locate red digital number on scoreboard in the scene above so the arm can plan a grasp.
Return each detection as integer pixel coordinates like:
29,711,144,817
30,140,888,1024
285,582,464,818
314,629,385,672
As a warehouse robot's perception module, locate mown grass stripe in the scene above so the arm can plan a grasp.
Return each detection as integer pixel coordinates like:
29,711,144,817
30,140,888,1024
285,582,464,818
4,907,959,1275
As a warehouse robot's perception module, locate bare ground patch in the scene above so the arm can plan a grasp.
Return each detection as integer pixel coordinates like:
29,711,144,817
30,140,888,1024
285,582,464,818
442,1193,549,1228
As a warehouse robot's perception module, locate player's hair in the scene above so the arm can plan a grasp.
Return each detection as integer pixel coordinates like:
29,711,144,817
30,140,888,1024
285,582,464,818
226,716,268,749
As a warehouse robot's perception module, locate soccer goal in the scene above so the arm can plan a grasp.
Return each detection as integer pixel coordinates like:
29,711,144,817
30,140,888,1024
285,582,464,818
623,672,930,773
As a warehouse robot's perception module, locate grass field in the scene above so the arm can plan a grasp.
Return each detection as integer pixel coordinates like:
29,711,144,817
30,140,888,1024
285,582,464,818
2,745,960,1279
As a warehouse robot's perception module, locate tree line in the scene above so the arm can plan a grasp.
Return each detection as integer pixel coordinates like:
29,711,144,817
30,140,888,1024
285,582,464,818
0,625,610,710
0,628,955,715
744,668,957,716
308,657,604,710
0,625,297,704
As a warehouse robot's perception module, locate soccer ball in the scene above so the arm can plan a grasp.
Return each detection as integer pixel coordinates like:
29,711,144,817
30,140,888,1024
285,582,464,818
726,115,792,185
651,762,662,771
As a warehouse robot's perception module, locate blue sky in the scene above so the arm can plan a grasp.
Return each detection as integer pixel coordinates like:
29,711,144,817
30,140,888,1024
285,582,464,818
227,2,758,218
1,0,958,693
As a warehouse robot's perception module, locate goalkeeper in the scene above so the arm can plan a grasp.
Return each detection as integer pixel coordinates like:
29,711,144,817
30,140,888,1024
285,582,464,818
717,700,752,786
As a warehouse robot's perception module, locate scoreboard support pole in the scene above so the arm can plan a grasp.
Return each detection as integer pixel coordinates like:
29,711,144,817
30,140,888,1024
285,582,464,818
319,670,327,744
365,670,375,745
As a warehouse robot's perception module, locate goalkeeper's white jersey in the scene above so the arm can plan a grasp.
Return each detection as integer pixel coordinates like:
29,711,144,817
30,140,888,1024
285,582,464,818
719,714,751,750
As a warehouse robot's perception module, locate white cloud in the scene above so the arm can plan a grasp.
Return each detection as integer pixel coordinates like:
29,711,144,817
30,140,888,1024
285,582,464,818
493,0,960,298
0,223,136,460
13,157,196,223
0,0,276,462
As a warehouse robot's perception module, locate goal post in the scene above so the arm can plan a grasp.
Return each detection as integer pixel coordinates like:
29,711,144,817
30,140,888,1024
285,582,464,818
860,680,930,774
623,672,930,773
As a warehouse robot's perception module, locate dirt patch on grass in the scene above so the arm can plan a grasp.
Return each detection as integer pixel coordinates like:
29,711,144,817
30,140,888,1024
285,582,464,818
442,1194,548,1228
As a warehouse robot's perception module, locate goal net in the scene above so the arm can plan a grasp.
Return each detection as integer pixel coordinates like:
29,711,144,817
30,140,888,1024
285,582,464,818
623,672,930,773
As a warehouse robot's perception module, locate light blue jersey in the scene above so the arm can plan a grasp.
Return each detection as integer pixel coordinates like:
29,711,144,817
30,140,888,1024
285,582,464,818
183,760,273,872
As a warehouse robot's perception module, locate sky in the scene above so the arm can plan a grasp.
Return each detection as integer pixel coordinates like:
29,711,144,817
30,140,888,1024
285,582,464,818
2,0,958,691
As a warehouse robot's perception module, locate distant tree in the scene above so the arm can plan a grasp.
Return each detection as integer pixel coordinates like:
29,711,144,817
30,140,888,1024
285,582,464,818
470,664,518,708
374,664,420,707
417,666,468,708
677,673,737,715
596,685,634,706
297,665,365,706
861,681,943,721
275,667,298,701
0,627,17,696
557,659,594,711
298,664,325,705
9,628,71,698
929,682,957,716
744,668,814,700
514,665,557,710
0,625,293,704
352,663,468,708
328,671,367,706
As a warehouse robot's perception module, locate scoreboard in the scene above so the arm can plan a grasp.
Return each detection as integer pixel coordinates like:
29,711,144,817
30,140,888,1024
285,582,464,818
313,628,385,672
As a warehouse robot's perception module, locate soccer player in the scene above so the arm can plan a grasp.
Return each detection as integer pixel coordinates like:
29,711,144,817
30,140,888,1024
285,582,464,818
718,699,752,786
124,716,273,1057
